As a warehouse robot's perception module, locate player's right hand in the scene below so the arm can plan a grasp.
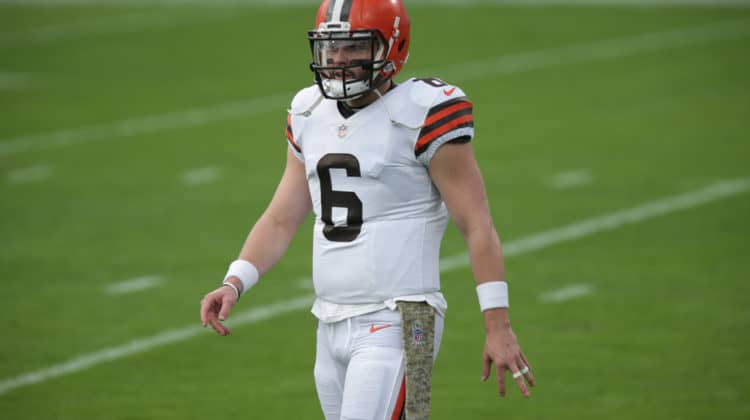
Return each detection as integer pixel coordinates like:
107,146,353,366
199,286,236,336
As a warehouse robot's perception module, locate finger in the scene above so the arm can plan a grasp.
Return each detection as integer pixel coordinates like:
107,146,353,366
204,302,231,336
524,369,535,387
496,363,506,397
481,353,491,381
520,363,535,387
218,295,234,321
520,352,533,371
519,352,535,387
509,362,530,398
209,317,230,336
199,297,212,327
207,310,231,336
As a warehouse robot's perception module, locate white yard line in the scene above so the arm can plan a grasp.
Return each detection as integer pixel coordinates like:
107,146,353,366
502,178,750,257
429,17,750,81
6,164,50,184
539,284,594,303
0,10,238,49
105,276,164,295
182,166,220,186
549,169,593,189
0,295,315,397
0,91,291,158
0,177,747,396
0,72,27,89
1,17,749,158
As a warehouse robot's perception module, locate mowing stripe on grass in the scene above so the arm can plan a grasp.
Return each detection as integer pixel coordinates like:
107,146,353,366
0,177,747,396
1,17,748,158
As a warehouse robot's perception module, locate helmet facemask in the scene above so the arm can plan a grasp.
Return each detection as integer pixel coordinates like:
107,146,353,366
308,27,389,101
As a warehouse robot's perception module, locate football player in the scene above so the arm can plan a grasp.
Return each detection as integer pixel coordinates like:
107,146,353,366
200,0,534,418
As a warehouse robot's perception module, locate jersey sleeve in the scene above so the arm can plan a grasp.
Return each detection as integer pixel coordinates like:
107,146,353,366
284,85,319,162
285,112,304,162
414,85,474,166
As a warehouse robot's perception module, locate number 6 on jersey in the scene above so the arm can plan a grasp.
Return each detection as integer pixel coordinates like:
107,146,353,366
316,153,363,242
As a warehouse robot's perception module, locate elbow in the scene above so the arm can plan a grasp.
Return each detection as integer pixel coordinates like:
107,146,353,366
456,216,496,242
469,223,497,244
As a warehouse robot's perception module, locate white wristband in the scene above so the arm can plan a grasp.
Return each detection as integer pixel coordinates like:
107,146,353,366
224,259,259,296
476,281,509,311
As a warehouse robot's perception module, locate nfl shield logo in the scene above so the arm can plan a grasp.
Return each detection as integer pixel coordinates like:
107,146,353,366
412,320,424,344
337,124,348,138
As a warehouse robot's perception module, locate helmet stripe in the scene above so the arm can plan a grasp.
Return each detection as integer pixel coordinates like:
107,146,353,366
340,0,353,22
324,0,335,21
329,0,353,23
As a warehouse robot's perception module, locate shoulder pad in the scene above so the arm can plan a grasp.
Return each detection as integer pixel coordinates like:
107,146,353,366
407,77,469,109
286,85,320,157
289,84,323,116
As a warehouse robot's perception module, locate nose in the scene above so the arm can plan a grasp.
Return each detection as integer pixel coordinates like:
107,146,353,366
329,49,348,65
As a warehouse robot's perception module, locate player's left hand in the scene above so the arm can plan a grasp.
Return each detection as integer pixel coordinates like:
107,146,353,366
481,324,535,397
199,286,236,336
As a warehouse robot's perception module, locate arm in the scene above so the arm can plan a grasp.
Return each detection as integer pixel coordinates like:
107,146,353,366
199,149,312,335
235,149,313,276
428,142,535,397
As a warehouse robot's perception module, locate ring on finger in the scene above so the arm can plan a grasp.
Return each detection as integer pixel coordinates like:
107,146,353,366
512,371,523,379
520,366,530,375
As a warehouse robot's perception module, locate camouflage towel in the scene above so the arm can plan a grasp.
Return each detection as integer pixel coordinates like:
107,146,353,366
397,301,436,420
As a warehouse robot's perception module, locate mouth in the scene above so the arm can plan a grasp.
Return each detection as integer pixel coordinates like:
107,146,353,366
331,71,357,80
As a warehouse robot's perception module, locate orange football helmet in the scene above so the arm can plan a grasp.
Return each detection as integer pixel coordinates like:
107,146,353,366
308,0,411,100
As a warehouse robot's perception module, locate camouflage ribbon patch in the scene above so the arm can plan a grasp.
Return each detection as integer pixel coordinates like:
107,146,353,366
397,301,436,420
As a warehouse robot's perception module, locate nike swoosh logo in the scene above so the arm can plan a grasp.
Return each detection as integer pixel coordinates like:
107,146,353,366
443,87,456,96
369,324,391,333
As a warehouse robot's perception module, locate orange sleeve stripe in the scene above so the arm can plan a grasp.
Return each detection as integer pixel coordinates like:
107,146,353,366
285,127,293,142
415,114,474,150
285,114,301,152
390,376,406,420
423,100,472,127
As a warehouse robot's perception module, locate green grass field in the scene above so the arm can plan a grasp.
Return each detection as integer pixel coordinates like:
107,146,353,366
1,1,749,419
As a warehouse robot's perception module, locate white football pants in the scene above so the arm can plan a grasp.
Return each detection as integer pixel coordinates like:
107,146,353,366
314,308,444,420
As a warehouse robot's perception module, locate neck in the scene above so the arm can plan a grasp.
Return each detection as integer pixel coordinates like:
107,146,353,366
345,79,393,108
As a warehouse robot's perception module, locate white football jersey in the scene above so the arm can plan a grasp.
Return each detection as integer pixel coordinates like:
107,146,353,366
285,77,474,322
